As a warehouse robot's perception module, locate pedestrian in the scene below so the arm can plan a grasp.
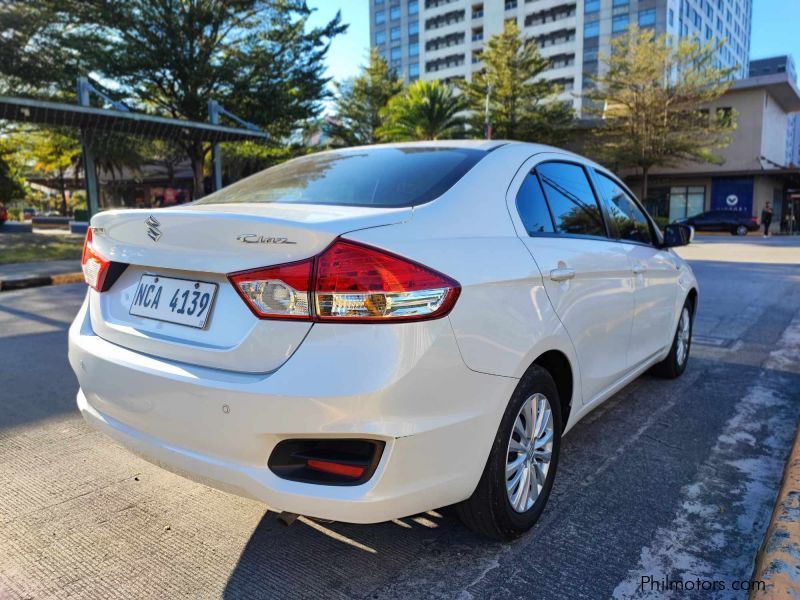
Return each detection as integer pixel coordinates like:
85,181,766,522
761,202,773,238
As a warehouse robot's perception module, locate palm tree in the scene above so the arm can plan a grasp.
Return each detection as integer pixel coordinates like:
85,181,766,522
378,80,466,141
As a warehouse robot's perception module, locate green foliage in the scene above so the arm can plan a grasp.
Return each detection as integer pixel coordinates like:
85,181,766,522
1,0,347,196
329,49,404,146
378,80,466,141
0,140,27,204
583,26,736,198
458,21,574,143
217,141,308,181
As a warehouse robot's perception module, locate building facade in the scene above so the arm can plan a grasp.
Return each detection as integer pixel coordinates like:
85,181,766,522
369,0,752,113
750,56,800,167
633,72,800,233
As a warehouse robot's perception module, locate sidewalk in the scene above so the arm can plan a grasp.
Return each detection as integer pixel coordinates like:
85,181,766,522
0,260,82,291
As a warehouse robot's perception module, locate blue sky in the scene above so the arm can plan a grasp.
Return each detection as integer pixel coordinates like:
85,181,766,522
307,0,800,82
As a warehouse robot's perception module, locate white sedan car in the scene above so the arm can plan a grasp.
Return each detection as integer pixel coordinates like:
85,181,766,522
69,141,697,540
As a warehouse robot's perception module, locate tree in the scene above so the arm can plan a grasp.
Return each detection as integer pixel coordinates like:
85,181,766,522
459,21,574,143
583,26,736,200
0,142,27,205
4,1,346,197
378,80,466,141
329,49,404,146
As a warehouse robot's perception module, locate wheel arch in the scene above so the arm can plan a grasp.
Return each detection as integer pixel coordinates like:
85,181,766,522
530,350,574,431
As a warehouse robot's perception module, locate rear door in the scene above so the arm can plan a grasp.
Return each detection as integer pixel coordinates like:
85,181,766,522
511,156,636,404
591,170,679,366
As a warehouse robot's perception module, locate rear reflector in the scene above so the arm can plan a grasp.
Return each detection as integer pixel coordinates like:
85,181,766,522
229,239,460,322
306,459,366,479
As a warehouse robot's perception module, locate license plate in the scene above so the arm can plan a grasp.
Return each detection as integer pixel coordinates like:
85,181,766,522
129,274,218,329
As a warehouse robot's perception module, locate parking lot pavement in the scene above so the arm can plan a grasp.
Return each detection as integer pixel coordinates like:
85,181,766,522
1,236,799,600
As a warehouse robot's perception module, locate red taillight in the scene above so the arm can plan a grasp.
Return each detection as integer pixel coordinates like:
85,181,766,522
81,228,111,291
228,239,460,322
306,459,366,479
228,259,313,320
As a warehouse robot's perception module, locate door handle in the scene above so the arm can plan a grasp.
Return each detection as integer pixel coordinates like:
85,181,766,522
633,264,647,275
550,268,575,282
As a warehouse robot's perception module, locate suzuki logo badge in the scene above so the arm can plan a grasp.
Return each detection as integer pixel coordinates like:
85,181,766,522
145,215,162,242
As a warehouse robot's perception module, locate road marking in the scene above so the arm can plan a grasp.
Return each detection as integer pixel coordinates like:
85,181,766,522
612,317,800,599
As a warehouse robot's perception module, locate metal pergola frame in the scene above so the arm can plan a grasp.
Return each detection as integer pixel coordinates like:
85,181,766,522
0,79,268,218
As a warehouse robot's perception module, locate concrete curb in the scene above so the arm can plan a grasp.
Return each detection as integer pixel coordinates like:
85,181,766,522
751,424,800,599
0,272,83,292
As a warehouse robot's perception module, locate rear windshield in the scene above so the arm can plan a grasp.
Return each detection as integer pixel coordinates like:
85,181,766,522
195,146,486,208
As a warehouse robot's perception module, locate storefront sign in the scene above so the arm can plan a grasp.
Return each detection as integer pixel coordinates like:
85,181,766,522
711,177,753,214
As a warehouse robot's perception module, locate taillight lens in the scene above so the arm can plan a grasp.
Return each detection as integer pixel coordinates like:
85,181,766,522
81,228,111,291
229,260,313,320
229,239,460,322
314,240,459,321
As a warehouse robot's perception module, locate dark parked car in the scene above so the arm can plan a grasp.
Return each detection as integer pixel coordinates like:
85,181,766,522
676,210,759,236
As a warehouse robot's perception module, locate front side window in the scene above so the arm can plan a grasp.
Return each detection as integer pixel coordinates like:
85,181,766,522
594,172,653,245
516,173,555,235
195,147,488,208
536,162,605,237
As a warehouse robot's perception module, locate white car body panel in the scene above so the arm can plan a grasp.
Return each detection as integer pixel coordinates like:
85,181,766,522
68,140,698,523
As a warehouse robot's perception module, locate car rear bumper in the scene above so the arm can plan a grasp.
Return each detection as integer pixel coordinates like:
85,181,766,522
68,297,516,523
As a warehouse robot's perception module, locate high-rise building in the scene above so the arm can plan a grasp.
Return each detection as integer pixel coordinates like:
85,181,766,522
369,0,752,114
750,56,800,166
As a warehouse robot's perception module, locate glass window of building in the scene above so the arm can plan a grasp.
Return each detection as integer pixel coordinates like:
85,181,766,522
669,186,705,221
409,42,419,57
585,0,600,12
409,20,419,35
409,62,420,78
391,26,401,41
639,9,656,27
613,0,628,6
584,21,600,38
390,46,401,61
375,10,385,24
409,0,419,15
668,8,674,25
584,47,599,62
375,0,384,3
612,14,629,33
376,30,386,44
390,5,400,20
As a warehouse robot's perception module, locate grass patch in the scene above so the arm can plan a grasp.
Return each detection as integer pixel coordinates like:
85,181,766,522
0,233,84,264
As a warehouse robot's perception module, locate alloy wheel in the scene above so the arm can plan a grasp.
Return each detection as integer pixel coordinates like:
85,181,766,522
506,393,554,513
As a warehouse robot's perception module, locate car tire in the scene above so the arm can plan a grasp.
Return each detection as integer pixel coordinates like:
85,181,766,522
456,366,562,540
734,225,748,236
651,299,694,379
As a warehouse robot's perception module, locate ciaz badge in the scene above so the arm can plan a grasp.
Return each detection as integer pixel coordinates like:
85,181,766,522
236,234,296,245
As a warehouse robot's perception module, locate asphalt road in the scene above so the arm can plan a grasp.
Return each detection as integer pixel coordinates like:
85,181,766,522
1,235,799,600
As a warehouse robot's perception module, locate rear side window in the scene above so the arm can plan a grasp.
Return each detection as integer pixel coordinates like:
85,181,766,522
194,147,487,208
515,173,554,234
535,162,606,237
593,172,654,245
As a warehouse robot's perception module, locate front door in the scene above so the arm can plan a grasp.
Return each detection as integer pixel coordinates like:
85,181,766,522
591,169,679,366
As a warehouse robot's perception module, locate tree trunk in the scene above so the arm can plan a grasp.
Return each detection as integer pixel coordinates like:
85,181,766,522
641,166,650,203
59,168,68,216
188,143,206,199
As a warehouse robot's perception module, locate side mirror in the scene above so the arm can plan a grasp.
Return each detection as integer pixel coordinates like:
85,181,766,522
663,223,694,247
